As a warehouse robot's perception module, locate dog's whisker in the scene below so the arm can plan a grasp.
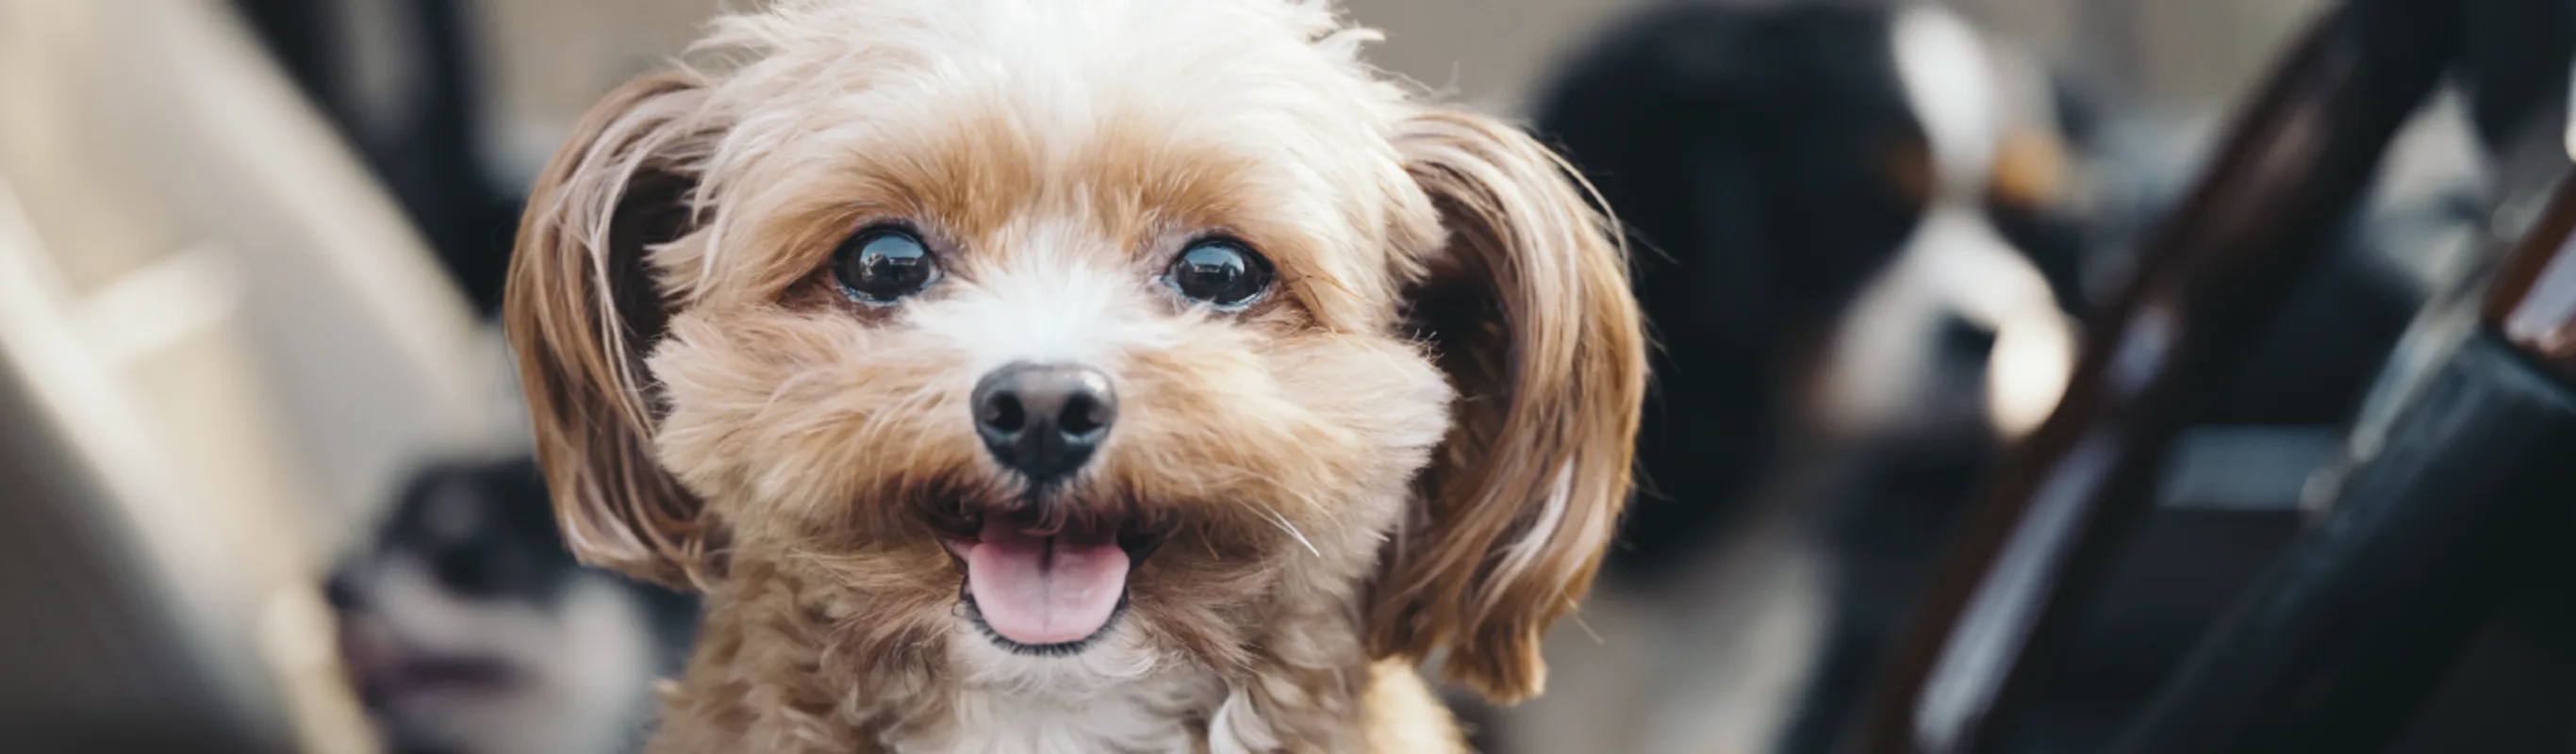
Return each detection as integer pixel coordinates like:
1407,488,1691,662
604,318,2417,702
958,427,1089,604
1254,502,1322,558
1568,611,1607,645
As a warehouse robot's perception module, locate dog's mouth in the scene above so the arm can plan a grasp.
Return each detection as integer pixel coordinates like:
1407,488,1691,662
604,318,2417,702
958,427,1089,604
939,508,1165,654
338,620,522,708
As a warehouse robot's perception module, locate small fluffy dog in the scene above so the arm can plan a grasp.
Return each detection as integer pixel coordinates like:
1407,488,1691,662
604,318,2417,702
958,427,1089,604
502,1,1645,750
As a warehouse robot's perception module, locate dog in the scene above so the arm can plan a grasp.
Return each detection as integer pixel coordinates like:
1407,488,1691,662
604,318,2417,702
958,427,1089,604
1535,1,2092,585
328,456,699,754
1496,5,2092,751
501,0,1646,750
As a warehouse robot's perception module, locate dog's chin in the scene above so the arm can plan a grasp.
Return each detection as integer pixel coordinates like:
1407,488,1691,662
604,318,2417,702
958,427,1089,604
937,505,1166,657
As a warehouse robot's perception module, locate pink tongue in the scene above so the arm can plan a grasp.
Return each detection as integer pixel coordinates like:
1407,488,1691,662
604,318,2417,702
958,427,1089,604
963,518,1130,646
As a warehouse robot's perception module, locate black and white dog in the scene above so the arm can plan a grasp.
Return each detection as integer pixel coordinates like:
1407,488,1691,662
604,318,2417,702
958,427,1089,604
1535,2,2096,584
1492,4,2099,751
327,457,697,754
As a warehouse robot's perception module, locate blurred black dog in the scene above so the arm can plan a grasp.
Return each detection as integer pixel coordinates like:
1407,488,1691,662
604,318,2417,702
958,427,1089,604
1527,5,2098,751
327,457,697,754
1533,0,2094,585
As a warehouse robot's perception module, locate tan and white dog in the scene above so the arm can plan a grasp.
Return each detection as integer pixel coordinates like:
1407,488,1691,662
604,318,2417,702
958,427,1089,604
502,1,1645,750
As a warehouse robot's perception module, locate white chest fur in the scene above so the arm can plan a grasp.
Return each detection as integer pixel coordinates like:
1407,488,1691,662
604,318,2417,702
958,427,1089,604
892,622,1263,754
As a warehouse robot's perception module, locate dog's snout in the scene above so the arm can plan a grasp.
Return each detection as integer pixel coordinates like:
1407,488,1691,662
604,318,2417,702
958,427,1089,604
973,362,1117,481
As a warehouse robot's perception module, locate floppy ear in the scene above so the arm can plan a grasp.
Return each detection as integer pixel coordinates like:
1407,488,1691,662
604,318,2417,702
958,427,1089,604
504,73,722,589
1369,110,1648,702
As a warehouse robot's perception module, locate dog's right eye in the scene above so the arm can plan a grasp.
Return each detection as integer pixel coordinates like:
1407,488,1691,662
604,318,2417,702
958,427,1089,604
1164,238,1274,309
833,225,941,305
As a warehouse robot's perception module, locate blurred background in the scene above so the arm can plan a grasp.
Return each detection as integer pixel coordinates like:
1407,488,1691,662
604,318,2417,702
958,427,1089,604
0,0,2541,752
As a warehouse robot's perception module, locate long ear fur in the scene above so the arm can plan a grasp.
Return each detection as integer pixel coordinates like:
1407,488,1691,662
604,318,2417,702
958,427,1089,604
504,73,721,588
1370,110,1648,702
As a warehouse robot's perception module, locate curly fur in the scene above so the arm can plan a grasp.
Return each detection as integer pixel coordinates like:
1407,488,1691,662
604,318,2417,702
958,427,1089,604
503,1,1645,750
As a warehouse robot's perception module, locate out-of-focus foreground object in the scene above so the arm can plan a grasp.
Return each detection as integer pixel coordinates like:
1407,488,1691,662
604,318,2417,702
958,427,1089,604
2104,158,2576,754
0,0,496,750
1841,0,2458,750
1841,0,2576,750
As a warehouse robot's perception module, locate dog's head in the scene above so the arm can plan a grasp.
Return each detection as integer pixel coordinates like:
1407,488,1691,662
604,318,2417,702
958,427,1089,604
503,0,1643,702
327,458,692,754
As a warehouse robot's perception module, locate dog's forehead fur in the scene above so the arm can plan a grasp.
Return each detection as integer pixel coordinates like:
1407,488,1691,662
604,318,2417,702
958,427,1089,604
668,0,1430,335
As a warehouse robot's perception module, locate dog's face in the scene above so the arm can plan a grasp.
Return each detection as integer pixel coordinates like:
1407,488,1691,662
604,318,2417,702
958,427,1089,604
328,460,687,754
506,0,1643,702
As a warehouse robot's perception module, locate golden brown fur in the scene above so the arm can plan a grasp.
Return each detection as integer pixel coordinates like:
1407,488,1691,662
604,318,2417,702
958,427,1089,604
502,1,1644,750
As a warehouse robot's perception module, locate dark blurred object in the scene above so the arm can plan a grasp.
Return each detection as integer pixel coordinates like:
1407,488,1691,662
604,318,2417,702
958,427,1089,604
230,0,523,318
330,456,697,754
2107,173,2576,750
2196,215,2431,426
2101,110,2576,753
2458,0,2576,153
1838,0,2576,750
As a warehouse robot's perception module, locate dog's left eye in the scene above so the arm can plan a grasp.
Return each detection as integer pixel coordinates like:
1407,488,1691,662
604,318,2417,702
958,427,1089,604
833,226,941,305
1164,238,1274,309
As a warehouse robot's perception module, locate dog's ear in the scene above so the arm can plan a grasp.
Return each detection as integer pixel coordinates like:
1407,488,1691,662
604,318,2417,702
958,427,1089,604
1369,110,1648,703
504,73,721,589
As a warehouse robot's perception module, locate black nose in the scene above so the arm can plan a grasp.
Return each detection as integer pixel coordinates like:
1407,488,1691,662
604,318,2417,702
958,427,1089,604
323,571,362,611
972,362,1117,482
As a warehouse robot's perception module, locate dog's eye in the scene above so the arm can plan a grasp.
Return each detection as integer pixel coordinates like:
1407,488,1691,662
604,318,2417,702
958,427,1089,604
433,544,502,597
833,226,941,305
1164,238,1273,309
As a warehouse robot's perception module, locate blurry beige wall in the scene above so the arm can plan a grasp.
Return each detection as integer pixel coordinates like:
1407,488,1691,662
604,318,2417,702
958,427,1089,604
1950,0,2326,111
477,0,718,182
1343,0,1638,112
477,0,2330,188
483,0,1632,113
473,0,1641,179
